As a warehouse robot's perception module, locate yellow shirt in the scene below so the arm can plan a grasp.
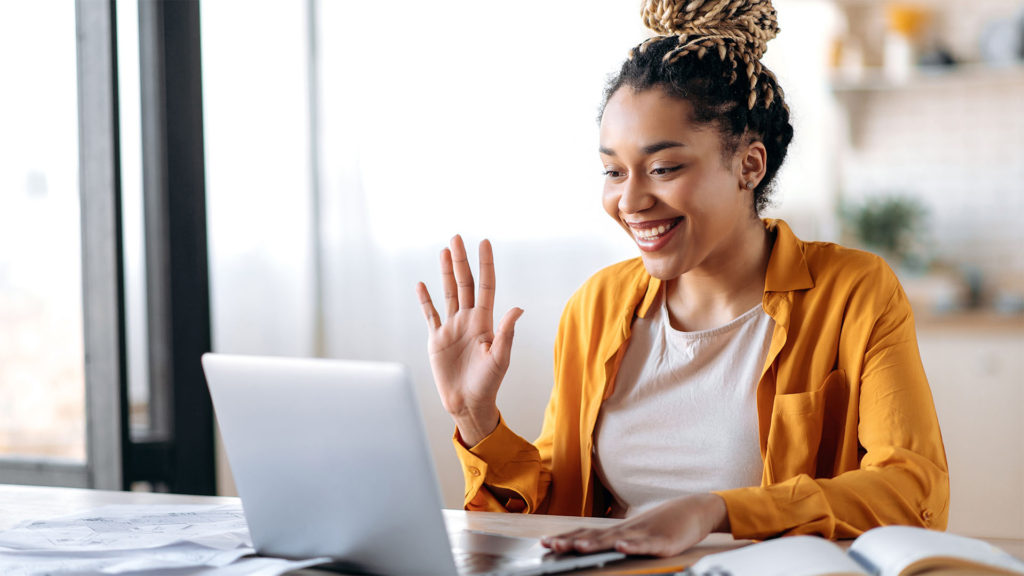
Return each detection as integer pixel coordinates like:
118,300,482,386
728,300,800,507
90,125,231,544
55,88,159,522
453,219,949,540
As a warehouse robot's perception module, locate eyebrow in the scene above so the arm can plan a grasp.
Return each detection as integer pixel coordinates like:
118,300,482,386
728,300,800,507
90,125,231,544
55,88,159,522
599,140,686,156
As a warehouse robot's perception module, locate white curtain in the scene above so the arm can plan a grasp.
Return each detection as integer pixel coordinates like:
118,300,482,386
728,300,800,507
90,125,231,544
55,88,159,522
314,0,643,507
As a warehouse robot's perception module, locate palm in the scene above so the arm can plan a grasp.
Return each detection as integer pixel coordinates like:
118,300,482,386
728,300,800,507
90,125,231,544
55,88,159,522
428,307,502,413
416,236,523,442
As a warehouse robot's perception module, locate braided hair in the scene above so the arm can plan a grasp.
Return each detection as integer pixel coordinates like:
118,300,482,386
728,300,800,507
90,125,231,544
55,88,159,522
602,0,794,214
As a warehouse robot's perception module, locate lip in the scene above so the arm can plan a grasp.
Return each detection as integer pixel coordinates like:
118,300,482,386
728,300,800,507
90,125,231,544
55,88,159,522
626,217,683,252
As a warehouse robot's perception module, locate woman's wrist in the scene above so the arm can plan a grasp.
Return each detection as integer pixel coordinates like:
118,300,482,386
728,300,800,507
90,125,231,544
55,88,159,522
453,406,500,448
705,493,730,533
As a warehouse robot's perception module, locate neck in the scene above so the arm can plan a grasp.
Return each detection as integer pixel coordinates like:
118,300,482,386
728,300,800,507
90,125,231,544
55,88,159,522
664,218,772,331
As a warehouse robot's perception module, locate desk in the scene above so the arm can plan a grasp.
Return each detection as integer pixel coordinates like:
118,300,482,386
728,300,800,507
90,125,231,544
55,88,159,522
2,484,1022,574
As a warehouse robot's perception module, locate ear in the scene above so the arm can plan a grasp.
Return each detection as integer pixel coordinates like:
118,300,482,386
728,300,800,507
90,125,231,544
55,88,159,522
737,140,767,191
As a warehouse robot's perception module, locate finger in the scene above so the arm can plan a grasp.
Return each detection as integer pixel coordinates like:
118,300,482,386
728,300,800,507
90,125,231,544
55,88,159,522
571,530,621,554
491,307,524,370
477,239,495,313
450,234,475,310
415,282,441,330
614,536,674,557
540,528,587,551
541,528,586,542
544,528,609,554
440,247,458,318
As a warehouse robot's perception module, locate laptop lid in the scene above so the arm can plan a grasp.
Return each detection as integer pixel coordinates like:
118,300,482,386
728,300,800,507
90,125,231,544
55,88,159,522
202,353,458,576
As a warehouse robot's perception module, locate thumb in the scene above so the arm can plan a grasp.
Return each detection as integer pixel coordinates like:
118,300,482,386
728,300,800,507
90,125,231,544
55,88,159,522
491,307,524,369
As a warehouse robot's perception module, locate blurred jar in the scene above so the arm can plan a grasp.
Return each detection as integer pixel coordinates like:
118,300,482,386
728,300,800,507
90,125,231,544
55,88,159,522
884,3,930,81
979,10,1024,66
829,34,865,82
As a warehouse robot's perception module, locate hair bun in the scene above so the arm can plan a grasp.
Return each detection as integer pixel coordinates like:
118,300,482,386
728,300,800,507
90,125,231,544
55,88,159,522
641,0,780,60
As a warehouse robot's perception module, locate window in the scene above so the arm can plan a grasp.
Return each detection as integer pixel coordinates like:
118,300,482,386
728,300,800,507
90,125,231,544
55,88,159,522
0,0,215,493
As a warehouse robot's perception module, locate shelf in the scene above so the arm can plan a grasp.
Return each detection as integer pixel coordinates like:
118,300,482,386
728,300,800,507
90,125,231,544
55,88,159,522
830,61,1024,93
915,310,1024,333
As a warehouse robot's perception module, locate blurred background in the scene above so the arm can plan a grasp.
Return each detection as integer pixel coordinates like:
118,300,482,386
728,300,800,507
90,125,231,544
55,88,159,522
1,0,1021,539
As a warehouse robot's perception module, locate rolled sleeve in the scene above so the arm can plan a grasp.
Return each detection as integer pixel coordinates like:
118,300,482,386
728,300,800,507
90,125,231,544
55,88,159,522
452,414,546,513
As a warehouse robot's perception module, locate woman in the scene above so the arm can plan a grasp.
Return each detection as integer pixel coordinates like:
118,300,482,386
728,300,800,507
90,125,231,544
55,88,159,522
415,0,948,557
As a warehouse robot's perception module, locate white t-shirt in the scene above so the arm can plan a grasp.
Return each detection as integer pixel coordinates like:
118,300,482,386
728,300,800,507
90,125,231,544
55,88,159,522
592,286,774,518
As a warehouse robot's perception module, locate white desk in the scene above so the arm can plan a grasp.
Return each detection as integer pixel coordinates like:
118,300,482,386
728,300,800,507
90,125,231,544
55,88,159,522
1,484,1021,575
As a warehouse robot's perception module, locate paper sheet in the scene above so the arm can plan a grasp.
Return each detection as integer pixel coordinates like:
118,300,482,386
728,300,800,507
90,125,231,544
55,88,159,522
0,503,329,575
0,550,328,576
0,504,251,552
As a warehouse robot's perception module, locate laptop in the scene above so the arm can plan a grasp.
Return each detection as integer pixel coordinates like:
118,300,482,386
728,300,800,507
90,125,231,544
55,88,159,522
201,353,626,576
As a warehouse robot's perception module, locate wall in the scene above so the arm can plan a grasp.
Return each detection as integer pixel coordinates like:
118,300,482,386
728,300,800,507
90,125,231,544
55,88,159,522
838,74,1024,295
832,0,1024,299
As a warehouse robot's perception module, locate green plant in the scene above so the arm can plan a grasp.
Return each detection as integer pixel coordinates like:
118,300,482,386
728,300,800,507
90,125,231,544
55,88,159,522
841,195,927,267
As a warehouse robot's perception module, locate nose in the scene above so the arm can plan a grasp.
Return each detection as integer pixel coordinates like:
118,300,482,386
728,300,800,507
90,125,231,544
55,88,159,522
618,174,655,215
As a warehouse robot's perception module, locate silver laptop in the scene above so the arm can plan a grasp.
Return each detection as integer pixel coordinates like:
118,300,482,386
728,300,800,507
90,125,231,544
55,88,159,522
201,353,625,576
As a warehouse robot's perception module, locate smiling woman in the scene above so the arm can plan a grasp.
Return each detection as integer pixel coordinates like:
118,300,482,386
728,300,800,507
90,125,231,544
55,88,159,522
415,0,948,559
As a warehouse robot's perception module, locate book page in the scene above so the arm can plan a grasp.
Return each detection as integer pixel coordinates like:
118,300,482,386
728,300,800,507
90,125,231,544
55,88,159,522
689,535,867,576
849,526,1024,576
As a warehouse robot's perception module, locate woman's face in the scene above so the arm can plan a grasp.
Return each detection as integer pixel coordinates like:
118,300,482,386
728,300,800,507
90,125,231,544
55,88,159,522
599,87,759,281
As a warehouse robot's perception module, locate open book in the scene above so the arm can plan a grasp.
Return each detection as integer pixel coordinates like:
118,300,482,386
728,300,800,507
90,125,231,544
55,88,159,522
686,526,1024,576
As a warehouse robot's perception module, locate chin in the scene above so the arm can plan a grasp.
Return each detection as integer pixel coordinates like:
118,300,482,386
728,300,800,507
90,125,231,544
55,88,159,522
638,253,685,281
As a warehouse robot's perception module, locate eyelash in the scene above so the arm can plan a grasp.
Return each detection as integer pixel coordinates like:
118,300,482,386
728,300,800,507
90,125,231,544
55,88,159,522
603,165,683,178
651,165,683,176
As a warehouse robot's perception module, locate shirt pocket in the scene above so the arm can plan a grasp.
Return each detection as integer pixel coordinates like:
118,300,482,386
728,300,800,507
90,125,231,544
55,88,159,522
764,369,847,482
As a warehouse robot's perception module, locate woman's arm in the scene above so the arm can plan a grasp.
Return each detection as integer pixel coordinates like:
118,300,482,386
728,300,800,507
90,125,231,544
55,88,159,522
419,235,554,512
453,408,555,513
416,235,523,445
716,283,949,540
451,272,596,515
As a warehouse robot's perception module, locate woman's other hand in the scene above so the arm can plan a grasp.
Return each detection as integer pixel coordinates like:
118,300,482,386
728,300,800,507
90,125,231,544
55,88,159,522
415,235,524,447
540,493,730,557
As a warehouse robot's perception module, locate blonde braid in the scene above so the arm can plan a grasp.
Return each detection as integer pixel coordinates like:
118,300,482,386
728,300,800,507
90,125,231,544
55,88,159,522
638,0,781,110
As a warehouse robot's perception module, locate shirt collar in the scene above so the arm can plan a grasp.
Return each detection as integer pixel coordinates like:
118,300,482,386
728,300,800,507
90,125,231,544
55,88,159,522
763,218,814,293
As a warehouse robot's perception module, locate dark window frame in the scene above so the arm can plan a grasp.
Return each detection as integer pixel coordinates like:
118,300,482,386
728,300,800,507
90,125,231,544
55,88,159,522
130,0,215,495
0,0,216,494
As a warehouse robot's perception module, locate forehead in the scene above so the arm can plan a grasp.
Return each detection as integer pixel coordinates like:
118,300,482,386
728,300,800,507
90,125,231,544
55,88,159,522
599,87,709,149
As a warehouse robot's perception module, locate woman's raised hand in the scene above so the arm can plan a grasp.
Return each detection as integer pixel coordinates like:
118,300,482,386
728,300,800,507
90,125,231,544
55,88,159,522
415,235,524,447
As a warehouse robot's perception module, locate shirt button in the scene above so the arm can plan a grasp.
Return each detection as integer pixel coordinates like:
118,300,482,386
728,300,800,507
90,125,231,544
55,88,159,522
469,467,481,477
922,510,933,522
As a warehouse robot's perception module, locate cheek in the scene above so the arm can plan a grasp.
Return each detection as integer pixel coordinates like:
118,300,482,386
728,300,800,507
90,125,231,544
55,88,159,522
683,171,734,212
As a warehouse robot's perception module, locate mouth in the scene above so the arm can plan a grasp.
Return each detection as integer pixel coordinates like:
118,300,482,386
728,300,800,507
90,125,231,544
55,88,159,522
627,217,683,252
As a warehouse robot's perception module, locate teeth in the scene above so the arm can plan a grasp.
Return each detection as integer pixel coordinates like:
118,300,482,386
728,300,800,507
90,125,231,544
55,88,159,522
633,221,676,241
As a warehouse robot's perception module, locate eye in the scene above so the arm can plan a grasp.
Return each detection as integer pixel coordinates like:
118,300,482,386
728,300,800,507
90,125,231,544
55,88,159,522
603,168,625,178
651,165,683,176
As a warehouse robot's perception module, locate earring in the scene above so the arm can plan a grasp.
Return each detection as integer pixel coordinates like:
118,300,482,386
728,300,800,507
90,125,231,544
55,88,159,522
745,181,755,189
